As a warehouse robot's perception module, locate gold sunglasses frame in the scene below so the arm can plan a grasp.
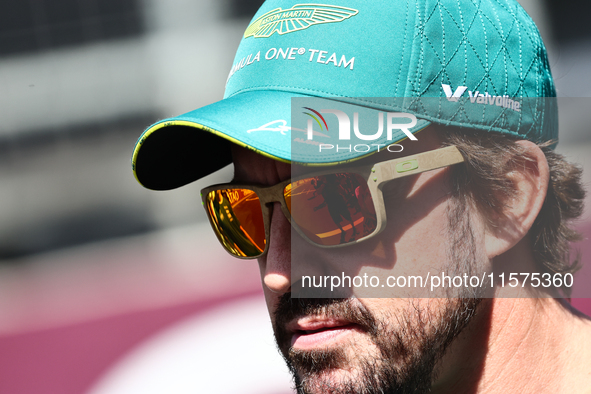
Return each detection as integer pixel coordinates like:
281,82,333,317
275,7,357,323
200,145,465,259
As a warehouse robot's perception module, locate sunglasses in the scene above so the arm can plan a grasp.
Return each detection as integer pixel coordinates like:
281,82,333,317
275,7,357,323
201,145,464,259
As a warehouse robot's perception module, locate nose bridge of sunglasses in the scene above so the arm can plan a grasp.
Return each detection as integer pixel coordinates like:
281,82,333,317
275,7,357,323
257,181,290,207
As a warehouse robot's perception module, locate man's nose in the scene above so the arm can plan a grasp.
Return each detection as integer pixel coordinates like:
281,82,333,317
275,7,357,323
259,202,291,294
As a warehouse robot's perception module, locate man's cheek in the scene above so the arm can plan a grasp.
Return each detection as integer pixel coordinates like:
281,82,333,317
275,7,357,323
262,290,279,321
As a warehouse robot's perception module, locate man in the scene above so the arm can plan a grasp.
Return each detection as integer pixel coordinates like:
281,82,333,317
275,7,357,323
132,0,590,393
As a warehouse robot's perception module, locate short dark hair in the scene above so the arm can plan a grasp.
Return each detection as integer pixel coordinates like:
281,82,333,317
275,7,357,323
443,128,586,295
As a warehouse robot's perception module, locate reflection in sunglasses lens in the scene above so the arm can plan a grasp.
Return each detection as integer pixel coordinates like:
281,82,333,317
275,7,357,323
286,173,377,246
206,189,265,257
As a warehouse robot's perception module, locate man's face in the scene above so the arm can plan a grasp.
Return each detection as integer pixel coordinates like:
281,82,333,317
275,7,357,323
231,129,488,393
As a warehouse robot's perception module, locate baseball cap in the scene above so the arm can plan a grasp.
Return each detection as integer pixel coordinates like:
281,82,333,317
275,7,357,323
132,0,557,191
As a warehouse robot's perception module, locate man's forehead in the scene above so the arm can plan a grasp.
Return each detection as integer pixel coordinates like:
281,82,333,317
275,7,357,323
231,126,443,184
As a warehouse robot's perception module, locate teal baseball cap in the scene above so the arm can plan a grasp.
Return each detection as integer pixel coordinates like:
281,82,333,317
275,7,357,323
132,0,557,190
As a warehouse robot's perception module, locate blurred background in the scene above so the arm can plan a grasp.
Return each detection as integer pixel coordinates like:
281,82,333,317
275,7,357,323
0,0,589,393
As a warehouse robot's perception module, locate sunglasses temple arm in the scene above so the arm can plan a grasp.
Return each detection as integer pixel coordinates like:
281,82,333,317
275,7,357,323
371,145,465,185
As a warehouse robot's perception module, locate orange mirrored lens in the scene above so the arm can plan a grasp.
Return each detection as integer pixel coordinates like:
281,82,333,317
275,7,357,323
286,173,377,246
206,189,266,257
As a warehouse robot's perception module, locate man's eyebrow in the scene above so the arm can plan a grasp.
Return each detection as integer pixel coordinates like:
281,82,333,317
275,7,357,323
230,172,283,185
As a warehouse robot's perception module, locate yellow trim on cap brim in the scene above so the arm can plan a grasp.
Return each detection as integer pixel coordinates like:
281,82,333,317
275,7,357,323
132,120,291,186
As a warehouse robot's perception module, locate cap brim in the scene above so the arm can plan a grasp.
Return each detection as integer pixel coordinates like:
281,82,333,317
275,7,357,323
132,91,430,190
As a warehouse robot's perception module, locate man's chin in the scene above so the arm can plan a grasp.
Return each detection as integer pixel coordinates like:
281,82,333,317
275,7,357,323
288,344,354,372
293,368,359,394
287,347,369,394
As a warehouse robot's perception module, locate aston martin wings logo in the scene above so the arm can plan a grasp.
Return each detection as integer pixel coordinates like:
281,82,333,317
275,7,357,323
244,4,359,38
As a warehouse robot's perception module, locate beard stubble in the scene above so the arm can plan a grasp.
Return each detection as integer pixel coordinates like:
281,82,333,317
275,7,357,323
273,195,485,393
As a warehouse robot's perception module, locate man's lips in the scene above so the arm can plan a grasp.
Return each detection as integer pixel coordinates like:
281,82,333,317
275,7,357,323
288,317,363,349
